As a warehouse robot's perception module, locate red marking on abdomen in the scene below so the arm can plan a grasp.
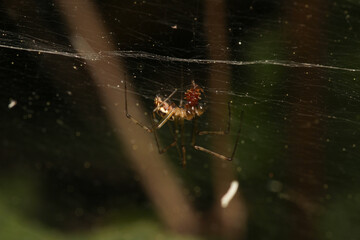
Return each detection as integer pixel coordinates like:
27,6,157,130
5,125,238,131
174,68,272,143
185,88,202,107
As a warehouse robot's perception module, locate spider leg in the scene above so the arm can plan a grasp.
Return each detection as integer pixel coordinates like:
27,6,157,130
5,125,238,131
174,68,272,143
191,117,198,146
198,101,232,135
124,78,154,132
152,113,178,154
193,110,244,161
168,121,182,157
156,109,175,129
180,118,186,168
229,110,244,160
192,117,230,160
179,67,184,107
193,146,232,161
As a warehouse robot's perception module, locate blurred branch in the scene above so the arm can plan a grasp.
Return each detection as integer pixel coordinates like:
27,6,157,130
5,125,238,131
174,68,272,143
56,0,199,234
204,0,247,239
285,0,326,239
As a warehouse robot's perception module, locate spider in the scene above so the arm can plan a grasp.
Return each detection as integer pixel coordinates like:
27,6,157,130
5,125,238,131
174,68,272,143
124,78,244,167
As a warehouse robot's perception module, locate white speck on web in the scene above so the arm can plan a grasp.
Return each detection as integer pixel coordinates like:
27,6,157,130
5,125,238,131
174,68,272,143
8,99,17,109
221,180,239,208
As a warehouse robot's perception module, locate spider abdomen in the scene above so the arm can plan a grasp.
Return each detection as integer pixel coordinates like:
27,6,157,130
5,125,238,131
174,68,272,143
184,81,204,108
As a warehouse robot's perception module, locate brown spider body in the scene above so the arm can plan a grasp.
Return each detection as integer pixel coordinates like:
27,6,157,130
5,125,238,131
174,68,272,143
154,81,205,121
124,76,243,165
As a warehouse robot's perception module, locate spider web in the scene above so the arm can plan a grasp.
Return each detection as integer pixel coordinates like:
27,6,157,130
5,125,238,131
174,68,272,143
0,0,360,239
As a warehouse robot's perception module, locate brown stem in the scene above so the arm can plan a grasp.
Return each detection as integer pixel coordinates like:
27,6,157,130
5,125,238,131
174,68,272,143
204,0,247,239
284,0,326,239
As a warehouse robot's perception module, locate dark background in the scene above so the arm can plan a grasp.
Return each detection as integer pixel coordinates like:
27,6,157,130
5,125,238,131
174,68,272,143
0,0,359,239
